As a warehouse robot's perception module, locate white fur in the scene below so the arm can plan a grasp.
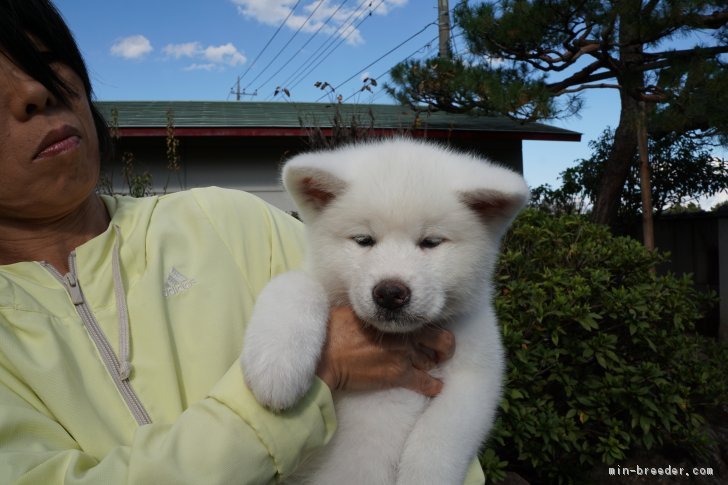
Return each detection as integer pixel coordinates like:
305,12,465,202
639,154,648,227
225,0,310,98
241,139,529,484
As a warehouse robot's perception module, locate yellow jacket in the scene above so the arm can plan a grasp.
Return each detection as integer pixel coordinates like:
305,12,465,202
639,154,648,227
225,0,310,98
0,188,335,484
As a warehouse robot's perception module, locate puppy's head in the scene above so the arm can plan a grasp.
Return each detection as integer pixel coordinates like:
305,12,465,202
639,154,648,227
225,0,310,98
283,139,528,332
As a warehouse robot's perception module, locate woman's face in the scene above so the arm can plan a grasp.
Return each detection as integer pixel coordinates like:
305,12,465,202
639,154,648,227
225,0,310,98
0,49,100,222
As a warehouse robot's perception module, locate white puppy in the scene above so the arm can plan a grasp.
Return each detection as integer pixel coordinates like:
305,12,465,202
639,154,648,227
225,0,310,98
242,139,528,485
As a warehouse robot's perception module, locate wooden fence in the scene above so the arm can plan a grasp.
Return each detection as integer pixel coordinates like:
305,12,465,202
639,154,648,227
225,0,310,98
646,210,728,341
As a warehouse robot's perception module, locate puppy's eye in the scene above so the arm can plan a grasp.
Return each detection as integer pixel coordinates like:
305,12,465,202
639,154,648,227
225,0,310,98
352,235,376,247
419,237,445,249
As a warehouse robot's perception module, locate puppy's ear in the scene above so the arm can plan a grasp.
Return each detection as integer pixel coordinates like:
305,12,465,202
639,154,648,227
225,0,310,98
283,166,348,221
459,188,529,232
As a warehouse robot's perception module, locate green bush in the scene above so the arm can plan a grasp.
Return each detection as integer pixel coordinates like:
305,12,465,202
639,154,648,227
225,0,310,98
483,209,727,483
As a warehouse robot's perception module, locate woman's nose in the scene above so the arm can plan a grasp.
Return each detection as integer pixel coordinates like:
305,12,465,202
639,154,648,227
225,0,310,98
7,68,58,120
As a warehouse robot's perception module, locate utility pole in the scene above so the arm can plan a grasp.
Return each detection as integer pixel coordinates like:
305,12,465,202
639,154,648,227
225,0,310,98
438,0,451,58
229,76,257,101
231,76,242,101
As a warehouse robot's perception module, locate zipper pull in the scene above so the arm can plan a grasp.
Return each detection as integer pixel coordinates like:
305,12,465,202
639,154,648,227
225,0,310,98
119,361,133,381
65,273,84,305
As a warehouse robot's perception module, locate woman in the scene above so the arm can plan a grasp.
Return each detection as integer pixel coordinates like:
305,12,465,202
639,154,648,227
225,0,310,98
0,1,454,483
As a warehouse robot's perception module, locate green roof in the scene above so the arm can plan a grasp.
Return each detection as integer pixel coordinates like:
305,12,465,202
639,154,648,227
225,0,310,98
94,101,580,141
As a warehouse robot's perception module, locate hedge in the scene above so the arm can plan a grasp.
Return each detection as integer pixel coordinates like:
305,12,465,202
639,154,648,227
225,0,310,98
483,209,727,483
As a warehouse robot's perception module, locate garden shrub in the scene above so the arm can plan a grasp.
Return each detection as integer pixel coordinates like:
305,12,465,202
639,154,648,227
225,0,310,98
482,209,727,483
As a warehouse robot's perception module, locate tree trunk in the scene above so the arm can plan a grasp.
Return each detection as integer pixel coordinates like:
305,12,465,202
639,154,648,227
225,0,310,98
591,7,644,228
590,91,640,226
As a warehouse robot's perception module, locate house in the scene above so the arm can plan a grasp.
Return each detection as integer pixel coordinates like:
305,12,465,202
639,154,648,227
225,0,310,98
94,101,580,212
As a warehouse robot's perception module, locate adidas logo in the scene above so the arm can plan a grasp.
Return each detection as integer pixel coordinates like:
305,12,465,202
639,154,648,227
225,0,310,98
163,267,197,297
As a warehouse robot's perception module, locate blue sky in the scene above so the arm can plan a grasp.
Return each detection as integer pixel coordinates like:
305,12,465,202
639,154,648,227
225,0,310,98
52,0,693,196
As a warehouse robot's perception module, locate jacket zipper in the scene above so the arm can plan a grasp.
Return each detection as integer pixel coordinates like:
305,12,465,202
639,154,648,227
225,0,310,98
41,254,152,426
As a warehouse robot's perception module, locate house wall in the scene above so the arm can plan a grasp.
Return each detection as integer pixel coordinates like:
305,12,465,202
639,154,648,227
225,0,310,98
453,138,523,173
102,135,524,212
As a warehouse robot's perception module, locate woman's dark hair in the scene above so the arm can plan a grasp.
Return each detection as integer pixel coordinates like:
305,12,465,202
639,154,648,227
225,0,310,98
0,0,112,162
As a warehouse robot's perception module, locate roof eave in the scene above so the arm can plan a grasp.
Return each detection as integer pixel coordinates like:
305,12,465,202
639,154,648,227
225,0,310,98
116,126,581,142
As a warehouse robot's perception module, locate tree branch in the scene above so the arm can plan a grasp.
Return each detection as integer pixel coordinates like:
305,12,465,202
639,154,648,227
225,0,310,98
641,0,661,16
545,60,615,93
557,83,622,95
644,44,728,62
637,45,728,74
484,28,603,73
684,10,728,29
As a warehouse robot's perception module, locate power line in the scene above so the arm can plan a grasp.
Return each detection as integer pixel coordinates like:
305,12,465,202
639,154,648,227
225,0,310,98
228,0,303,95
255,0,352,95
370,36,439,103
341,2,465,104
347,32,464,103
278,0,375,94
288,0,386,94
342,34,439,103
316,21,437,101
244,0,327,91
285,0,380,91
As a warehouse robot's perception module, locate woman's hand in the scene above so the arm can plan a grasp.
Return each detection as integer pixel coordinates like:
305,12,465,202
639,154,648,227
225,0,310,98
316,307,455,397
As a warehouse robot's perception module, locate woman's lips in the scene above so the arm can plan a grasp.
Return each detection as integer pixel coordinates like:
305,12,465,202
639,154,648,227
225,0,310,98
34,126,82,160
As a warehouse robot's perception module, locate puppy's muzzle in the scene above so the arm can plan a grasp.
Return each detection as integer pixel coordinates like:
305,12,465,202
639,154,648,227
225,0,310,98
372,279,411,310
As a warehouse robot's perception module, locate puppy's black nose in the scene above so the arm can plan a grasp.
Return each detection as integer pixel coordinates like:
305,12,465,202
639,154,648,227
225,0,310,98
372,280,411,310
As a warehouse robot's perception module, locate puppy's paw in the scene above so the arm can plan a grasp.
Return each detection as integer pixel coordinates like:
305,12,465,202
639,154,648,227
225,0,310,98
242,349,313,411
241,271,329,411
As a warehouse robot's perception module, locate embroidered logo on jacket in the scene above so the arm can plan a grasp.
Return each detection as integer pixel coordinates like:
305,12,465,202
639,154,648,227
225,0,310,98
163,267,197,297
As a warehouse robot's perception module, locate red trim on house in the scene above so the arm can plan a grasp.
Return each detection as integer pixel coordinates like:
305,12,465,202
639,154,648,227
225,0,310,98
116,127,581,142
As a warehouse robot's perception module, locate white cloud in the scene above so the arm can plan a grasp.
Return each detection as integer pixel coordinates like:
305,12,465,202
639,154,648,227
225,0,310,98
111,35,153,59
184,63,217,72
232,0,407,46
204,43,246,66
374,0,408,15
163,42,202,59
163,41,247,70
233,0,297,25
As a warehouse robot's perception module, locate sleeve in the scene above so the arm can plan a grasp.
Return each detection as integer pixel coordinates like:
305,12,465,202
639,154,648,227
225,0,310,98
190,187,307,296
464,457,486,485
0,188,334,484
0,364,336,484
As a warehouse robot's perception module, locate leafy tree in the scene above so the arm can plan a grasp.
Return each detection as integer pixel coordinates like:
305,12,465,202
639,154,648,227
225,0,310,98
532,129,728,222
388,0,728,226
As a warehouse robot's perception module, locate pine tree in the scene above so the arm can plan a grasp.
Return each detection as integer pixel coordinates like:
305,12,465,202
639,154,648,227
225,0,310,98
389,0,728,226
